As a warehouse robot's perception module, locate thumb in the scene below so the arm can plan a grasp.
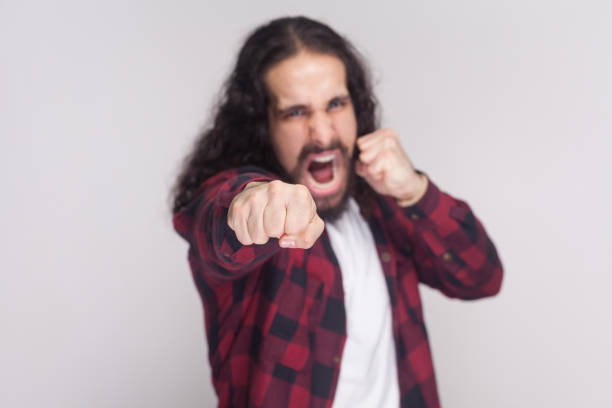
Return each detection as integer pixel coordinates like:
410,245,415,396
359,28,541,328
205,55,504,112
278,215,324,249
279,234,296,248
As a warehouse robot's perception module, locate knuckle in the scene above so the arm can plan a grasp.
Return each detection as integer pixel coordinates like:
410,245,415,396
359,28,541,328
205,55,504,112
267,180,284,194
230,206,245,223
288,186,311,208
296,184,310,197
268,180,285,200
229,199,242,213
246,193,261,207
267,190,283,205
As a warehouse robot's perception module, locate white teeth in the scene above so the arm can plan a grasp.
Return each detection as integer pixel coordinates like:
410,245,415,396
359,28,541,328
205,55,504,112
313,154,335,163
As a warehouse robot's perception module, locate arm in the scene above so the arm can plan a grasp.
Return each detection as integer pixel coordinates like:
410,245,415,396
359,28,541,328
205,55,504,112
356,129,503,299
381,177,504,300
173,167,279,280
173,166,325,281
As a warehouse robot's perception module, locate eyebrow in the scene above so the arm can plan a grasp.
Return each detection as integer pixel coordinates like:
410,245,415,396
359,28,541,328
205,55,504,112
274,94,351,117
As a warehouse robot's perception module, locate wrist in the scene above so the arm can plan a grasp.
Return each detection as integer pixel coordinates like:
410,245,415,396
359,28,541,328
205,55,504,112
396,173,428,207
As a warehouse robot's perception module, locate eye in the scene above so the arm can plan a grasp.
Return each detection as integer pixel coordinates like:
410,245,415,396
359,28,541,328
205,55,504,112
282,109,306,119
328,97,347,110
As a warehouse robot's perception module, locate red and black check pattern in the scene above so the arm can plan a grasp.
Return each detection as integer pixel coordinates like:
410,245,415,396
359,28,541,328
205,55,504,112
173,166,503,408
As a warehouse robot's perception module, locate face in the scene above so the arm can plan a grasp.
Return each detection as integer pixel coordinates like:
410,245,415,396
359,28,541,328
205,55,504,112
265,52,358,219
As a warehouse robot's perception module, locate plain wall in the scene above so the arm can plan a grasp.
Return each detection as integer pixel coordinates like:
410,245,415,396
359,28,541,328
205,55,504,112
1,0,610,406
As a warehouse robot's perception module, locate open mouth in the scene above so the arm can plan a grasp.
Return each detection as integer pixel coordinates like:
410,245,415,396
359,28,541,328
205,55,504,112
302,149,343,196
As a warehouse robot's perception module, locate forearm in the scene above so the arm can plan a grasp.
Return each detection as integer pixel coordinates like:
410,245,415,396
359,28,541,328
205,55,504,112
174,167,280,280
382,178,504,299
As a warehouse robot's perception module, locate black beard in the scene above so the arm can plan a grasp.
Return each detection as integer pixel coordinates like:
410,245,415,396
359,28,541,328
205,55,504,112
313,158,356,222
285,140,356,222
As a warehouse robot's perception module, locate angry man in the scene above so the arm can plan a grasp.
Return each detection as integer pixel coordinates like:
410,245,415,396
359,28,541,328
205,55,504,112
172,16,503,408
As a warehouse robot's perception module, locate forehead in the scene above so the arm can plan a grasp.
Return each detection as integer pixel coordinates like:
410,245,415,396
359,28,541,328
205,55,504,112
264,52,348,107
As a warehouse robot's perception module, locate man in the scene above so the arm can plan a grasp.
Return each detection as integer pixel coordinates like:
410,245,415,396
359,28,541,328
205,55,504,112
172,16,503,408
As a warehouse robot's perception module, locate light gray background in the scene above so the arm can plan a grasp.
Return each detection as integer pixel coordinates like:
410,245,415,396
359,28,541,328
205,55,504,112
2,0,611,407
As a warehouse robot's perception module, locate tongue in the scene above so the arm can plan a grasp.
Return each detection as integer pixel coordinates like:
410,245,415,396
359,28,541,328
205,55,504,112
309,161,334,183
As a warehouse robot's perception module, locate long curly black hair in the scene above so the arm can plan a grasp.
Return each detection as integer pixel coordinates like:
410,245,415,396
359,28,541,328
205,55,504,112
171,16,379,215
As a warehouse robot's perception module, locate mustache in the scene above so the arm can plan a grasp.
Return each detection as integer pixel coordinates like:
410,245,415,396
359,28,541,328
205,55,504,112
297,140,349,163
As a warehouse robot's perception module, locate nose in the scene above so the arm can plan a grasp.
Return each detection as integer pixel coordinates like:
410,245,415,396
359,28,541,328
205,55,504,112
308,110,334,147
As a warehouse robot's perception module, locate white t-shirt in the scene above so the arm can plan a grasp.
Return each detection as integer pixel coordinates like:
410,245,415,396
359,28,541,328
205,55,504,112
325,198,400,407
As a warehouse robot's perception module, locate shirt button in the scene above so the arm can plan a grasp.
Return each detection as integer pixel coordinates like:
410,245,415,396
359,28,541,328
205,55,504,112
333,355,341,364
381,252,391,262
410,213,420,220
442,252,453,262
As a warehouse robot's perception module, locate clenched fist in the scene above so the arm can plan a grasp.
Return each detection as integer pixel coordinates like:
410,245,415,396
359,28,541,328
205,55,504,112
356,128,428,206
227,180,325,249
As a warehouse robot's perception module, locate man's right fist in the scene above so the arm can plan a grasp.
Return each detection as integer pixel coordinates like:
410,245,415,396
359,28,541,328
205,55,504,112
227,180,325,249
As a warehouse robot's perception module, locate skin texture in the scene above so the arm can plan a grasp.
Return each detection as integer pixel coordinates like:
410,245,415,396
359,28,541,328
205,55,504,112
266,51,358,210
356,128,428,206
227,180,324,249
227,52,428,249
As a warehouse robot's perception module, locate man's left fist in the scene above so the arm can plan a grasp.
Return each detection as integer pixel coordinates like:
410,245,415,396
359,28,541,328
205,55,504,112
356,128,428,206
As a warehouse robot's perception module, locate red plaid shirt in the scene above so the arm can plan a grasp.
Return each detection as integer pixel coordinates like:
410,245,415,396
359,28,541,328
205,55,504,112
173,166,503,408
